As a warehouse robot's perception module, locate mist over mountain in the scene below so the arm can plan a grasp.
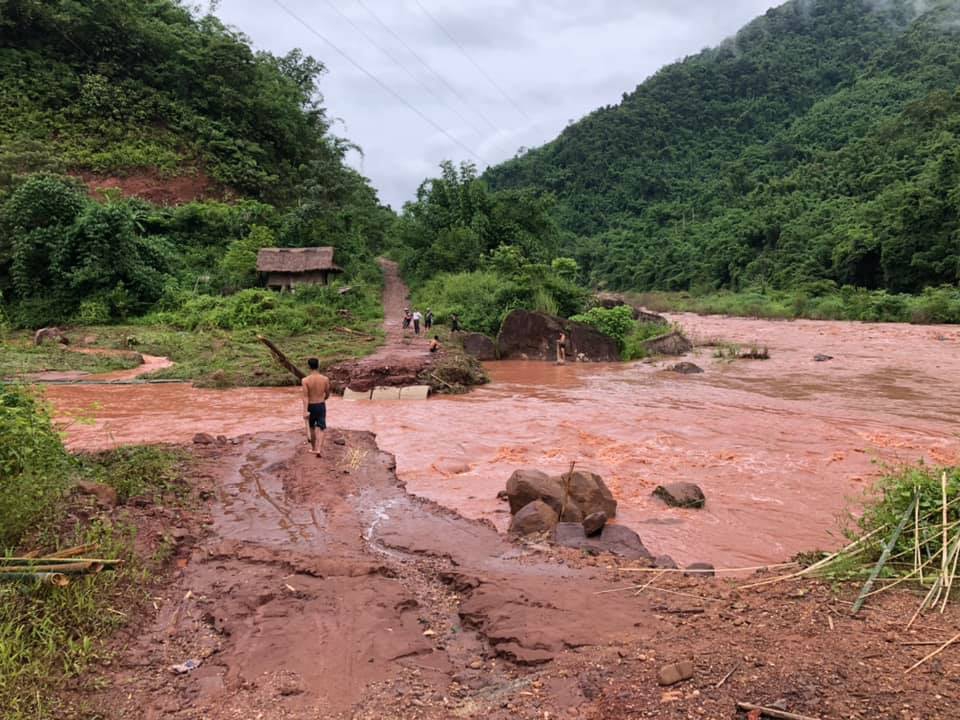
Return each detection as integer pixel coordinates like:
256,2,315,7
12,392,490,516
483,0,960,295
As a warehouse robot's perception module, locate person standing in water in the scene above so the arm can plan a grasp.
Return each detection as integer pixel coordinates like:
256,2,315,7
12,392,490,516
412,309,422,335
301,358,331,457
557,331,567,364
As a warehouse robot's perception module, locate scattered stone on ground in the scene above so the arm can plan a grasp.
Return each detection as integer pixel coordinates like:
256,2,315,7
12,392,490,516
669,361,704,374
657,660,694,686
653,482,706,509
684,562,716,577
74,480,119,507
508,499,559,535
582,511,607,537
497,309,620,362
34,326,70,345
654,554,679,569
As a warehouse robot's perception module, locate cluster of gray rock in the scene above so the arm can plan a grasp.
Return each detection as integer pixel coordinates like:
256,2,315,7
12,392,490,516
502,468,714,573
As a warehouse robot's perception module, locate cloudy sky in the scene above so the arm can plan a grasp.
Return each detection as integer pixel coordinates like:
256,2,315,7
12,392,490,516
215,0,783,208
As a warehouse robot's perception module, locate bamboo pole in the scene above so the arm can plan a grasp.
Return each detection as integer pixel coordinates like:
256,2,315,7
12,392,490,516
735,702,821,720
904,630,960,674
737,525,887,590
851,495,917,614
0,572,70,586
0,561,101,574
942,472,949,582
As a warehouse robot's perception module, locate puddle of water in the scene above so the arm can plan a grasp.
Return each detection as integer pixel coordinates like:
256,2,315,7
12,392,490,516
45,314,960,566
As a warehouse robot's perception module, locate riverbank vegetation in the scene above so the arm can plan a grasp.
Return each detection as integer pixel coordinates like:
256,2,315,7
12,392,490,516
0,0,391,384
634,284,960,324
484,0,960,315
0,384,192,718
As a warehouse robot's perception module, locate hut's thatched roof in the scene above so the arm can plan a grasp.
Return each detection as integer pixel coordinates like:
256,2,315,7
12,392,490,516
256,247,342,273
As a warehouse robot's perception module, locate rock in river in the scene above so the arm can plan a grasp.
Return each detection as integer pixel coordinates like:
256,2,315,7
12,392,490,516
460,332,498,361
582,511,607,537
505,469,565,516
497,309,620,362
669,361,703,374
653,482,706,509
509,500,559,536
566,470,618,518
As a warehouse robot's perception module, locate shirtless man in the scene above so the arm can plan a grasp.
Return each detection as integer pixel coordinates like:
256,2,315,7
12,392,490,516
301,358,331,457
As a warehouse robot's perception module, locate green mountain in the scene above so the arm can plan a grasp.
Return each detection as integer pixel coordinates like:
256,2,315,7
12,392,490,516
483,0,960,295
0,0,390,327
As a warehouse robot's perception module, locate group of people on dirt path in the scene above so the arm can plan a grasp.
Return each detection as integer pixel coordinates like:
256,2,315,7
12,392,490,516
402,307,432,335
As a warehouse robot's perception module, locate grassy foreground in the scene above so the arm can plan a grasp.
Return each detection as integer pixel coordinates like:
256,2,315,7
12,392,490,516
1,283,385,387
1,384,193,718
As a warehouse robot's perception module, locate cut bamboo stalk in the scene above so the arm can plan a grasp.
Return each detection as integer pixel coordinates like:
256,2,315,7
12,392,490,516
906,579,940,630
620,562,797,574
46,543,99,559
735,701,821,720
915,492,922,585
904,630,960,674
852,495,917,614
738,525,887,590
0,572,70,586
940,529,960,613
0,561,100,574
942,472,949,582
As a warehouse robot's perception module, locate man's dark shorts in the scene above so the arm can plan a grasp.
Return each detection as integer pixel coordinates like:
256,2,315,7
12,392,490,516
307,402,326,430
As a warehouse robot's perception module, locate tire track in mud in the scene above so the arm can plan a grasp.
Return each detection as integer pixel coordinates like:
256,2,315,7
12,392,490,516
94,430,655,720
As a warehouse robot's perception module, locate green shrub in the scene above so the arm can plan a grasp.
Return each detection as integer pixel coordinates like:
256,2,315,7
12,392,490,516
569,306,636,347
0,385,70,549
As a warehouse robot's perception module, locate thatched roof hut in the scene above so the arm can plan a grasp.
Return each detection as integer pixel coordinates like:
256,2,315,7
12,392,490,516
256,247,343,290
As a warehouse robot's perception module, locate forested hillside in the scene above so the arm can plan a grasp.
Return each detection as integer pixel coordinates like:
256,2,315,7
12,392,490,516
484,0,960,299
0,0,390,328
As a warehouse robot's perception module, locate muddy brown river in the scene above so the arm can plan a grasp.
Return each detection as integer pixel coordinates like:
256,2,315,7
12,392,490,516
45,314,960,567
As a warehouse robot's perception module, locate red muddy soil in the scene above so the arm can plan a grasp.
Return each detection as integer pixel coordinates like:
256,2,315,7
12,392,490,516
25,350,173,383
79,429,960,720
77,169,226,205
326,258,460,392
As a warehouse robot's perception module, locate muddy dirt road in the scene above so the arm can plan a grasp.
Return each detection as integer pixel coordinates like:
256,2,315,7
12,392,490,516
90,429,960,720
48,314,960,567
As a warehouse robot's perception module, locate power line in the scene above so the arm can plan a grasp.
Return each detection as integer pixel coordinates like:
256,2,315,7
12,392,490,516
270,0,487,164
412,0,530,121
353,0,502,134
320,0,485,137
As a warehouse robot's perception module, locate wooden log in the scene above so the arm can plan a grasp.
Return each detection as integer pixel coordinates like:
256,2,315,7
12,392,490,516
736,702,822,720
257,335,305,380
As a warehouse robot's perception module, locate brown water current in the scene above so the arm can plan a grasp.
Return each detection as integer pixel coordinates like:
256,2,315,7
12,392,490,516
46,314,960,567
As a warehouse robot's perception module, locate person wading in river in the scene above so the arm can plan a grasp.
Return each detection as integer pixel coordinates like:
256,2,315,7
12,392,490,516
557,331,567,364
301,358,331,458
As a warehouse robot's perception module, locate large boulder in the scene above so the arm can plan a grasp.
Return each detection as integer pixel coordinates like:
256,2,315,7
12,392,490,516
643,331,693,356
460,333,497,361
509,500,558,536
593,524,652,560
497,310,619,362
34,327,69,346
565,470,617,518
653,482,706,509
505,470,565,516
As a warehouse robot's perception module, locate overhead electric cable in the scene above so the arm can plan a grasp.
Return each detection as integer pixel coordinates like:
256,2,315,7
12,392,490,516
353,0,501,133
270,0,487,163
320,0,485,137
412,0,530,121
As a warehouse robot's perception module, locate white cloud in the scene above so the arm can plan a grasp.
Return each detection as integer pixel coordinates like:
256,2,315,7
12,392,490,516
216,0,783,207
